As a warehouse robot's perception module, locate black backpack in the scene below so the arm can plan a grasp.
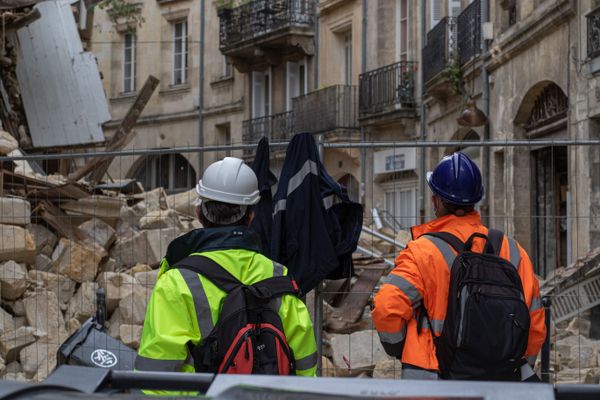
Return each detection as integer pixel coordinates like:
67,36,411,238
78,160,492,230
420,229,530,380
175,255,299,375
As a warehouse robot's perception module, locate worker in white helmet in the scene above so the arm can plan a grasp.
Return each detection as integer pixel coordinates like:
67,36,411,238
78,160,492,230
136,157,317,395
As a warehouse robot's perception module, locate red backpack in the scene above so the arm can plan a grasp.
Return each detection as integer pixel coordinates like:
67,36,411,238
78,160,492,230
175,255,300,375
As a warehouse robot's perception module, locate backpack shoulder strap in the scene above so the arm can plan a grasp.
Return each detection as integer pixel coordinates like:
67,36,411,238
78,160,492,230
175,255,240,293
486,229,505,256
423,232,465,253
250,275,301,300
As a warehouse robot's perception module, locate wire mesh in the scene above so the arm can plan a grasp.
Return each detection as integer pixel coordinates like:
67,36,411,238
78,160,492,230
0,140,595,385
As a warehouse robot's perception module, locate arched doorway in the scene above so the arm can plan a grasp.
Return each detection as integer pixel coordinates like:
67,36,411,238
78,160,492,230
514,82,569,277
131,153,197,194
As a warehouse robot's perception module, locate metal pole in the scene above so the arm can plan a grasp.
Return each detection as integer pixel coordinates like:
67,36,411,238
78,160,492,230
198,0,206,173
4,139,600,162
481,0,490,226
567,190,572,266
541,296,552,383
361,226,405,249
419,0,427,224
315,134,325,376
313,0,319,90
360,0,368,205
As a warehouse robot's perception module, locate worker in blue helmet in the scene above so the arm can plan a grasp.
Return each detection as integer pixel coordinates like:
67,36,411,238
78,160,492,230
373,152,545,381
427,151,484,216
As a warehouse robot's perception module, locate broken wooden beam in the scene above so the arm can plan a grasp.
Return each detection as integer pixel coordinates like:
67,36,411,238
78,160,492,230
325,267,386,334
32,200,88,242
68,75,160,183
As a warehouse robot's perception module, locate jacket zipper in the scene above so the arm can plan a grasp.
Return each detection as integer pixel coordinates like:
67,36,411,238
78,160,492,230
221,329,252,372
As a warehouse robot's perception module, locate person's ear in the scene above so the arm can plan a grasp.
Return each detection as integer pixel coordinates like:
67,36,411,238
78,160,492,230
246,210,255,226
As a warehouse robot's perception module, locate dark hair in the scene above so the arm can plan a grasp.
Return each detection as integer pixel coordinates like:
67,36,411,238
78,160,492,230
442,201,475,216
199,201,253,228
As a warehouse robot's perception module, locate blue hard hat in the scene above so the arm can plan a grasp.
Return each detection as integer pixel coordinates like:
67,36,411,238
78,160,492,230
426,152,484,205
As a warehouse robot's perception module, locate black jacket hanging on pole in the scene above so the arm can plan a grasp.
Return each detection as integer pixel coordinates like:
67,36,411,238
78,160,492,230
250,137,277,258
271,133,363,293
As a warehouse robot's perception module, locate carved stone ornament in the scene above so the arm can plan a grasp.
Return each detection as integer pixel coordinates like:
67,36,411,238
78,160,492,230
526,84,568,131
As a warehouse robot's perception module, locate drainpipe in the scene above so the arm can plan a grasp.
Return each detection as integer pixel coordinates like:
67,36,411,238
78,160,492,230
419,0,427,223
313,0,319,90
481,0,490,225
360,0,367,205
198,0,206,174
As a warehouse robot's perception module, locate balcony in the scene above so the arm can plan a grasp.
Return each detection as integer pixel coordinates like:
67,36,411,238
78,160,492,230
422,17,457,85
218,0,315,72
588,8,600,60
242,112,294,156
457,0,481,66
359,61,417,123
292,85,359,136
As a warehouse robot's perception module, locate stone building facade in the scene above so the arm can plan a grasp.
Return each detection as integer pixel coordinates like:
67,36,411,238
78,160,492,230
92,0,600,278
420,0,600,278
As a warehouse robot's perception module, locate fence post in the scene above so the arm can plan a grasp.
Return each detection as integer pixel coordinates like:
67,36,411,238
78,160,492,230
314,134,325,376
541,296,552,383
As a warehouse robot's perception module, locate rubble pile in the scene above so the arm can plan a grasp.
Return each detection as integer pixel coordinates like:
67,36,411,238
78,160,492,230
0,143,200,381
540,246,600,384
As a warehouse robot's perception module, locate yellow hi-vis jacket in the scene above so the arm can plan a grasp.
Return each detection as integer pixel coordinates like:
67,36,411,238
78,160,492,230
136,226,317,396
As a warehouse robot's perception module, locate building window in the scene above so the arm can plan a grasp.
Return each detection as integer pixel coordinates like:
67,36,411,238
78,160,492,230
286,59,307,111
173,20,188,85
448,0,461,17
343,31,352,85
430,0,442,29
216,123,232,159
252,69,271,118
384,185,417,230
508,4,517,26
223,55,232,79
396,0,409,61
123,33,136,93
134,153,197,193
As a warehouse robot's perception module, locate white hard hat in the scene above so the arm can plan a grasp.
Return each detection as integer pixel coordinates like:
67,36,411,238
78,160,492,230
196,157,260,205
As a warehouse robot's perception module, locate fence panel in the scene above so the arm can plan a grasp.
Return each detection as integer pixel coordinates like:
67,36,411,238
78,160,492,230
0,140,597,386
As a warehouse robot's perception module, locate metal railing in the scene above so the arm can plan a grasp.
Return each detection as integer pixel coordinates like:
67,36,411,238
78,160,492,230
588,8,600,59
292,85,359,134
422,17,457,84
218,0,315,50
359,61,417,116
457,0,481,65
242,111,294,155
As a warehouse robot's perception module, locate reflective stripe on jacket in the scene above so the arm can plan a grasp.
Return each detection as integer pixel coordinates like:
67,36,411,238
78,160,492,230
372,212,546,373
136,227,317,395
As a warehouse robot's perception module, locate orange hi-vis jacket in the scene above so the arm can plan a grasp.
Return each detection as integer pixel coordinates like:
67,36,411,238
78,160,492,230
372,212,546,374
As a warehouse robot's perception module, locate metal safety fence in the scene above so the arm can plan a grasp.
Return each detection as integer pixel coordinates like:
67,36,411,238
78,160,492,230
0,138,597,388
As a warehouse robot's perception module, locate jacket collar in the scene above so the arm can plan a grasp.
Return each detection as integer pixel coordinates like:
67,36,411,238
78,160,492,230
410,211,483,239
164,225,262,266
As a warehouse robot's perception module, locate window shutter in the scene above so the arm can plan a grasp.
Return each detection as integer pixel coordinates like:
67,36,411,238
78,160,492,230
286,62,300,111
252,71,265,118
430,0,442,28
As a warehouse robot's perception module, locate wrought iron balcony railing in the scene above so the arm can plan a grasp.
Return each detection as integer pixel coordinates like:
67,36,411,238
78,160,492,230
242,111,294,155
422,17,457,84
588,8,600,59
219,0,315,50
292,85,359,134
457,0,481,66
359,61,417,116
